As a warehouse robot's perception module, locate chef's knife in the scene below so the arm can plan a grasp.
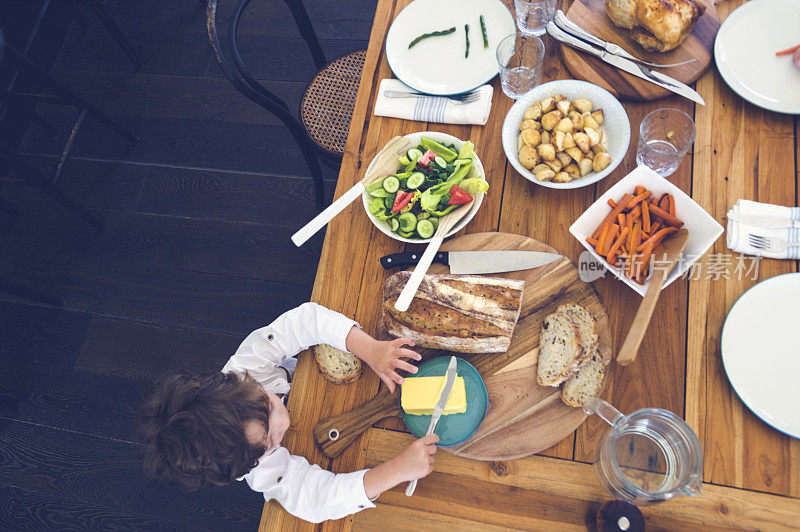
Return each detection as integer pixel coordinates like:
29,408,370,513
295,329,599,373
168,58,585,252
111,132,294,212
727,212,800,228
546,21,705,106
380,250,562,274
405,356,458,497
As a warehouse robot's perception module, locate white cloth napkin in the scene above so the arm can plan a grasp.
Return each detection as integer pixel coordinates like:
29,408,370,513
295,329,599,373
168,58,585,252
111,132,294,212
726,199,800,259
373,79,493,125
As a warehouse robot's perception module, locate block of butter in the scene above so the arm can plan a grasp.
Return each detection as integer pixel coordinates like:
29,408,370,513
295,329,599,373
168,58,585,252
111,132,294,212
401,376,467,416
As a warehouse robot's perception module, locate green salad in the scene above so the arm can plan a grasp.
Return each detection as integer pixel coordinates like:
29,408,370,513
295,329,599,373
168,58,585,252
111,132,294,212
366,136,489,240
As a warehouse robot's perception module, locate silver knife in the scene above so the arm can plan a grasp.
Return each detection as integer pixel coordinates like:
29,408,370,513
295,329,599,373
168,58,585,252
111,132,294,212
405,356,458,497
546,21,705,105
379,250,562,274
727,212,800,228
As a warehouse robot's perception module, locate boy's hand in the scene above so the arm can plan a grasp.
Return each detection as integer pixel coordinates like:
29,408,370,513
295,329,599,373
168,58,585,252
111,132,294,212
363,337,422,393
394,433,439,482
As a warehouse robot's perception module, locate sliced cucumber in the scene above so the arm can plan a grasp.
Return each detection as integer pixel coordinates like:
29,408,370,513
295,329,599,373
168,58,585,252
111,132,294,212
407,148,424,161
433,156,447,168
398,155,411,166
406,172,425,190
389,218,400,232
417,212,430,220
382,175,400,193
429,216,440,230
397,230,415,239
397,212,417,233
416,219,435,239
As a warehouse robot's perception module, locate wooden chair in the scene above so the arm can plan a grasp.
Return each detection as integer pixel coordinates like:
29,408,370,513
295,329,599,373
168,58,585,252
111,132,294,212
207,0,367,211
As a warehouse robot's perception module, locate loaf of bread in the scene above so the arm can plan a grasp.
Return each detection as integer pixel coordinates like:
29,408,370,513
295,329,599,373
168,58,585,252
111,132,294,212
312,344,362,385
557,303,598,365
537,312,584,386
382,272,524,354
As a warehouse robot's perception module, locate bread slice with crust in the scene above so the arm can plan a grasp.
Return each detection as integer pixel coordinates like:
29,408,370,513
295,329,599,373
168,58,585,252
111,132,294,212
556,303,598,365
537,312,584,386
561,354,605,407
312,344,362,385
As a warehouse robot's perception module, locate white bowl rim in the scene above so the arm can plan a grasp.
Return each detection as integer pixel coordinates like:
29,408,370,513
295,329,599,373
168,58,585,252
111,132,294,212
502,79,631,190
361,131,486,244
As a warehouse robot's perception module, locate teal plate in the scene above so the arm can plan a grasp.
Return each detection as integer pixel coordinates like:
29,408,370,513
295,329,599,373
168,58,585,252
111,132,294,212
399,357,489,447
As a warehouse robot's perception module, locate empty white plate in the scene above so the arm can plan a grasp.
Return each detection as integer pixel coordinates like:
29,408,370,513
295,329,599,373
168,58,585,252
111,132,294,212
385,0,515,95
714,0,800,114
721,273,800,438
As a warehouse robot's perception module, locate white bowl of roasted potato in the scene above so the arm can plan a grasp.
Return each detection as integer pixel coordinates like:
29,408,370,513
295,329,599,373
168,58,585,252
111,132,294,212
502,80,630,189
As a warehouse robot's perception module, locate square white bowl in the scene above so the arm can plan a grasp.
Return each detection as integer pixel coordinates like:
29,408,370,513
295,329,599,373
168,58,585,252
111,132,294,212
569,166,724,296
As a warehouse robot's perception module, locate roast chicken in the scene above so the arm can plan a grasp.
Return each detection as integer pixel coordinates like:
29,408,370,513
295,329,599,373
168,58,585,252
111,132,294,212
606,0,706,52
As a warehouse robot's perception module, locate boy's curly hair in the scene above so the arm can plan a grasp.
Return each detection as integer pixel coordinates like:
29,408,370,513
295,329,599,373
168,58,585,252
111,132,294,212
136,371,270,491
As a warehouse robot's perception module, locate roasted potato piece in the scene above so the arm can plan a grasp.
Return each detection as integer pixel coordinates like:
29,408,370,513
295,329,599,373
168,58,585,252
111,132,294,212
519,119,539,131
592,152,612,172
574,132,591,153
545,158,563,172
556,151,571,167
555,117,573,133
523,103,543,121
563,132,576,149
572,99,593,114
592,142,607,154
565,146,583,163
534,167,556,181
533,163,551,174
582,112,600,131
564,162,580,178
568,111,584,130
518,144,539,169
539,96,556,113
585,127,602,147
579,158,594,176
556,99,571,115
521,128,541,147
553,130,566,152
540,130,550,145
553,172,572,183
537,142,556,161
591,109,604,126
541,110,563,131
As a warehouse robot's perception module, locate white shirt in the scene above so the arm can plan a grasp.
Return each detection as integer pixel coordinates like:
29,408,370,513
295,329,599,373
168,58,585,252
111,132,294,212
221,303,376,523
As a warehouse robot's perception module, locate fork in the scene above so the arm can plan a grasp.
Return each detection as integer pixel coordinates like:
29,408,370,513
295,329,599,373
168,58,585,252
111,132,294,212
383,90,481,105
747,234,800,253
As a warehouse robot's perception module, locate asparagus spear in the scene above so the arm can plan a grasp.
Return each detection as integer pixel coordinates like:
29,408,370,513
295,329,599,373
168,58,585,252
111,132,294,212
480,15,488,48
465,24,470,58
408,27,456,49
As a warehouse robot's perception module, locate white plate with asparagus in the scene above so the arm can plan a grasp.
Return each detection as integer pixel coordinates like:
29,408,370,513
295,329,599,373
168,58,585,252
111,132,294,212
502,80,630,189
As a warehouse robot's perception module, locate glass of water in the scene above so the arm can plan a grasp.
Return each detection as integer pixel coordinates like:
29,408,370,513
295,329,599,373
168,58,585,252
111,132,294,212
636,108,696,177
514,0,558,36
496,33,544,100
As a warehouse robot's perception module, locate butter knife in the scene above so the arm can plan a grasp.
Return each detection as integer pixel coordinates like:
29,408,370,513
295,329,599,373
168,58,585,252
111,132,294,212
405,356,458,497
727,212,800,228
546,21,705,105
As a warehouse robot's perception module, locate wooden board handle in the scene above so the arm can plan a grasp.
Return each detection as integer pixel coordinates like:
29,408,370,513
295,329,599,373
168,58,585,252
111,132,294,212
313,390,400,459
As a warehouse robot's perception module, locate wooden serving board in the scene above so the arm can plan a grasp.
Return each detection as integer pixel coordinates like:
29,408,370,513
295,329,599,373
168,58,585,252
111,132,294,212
313,232,613,461
560,0,720,101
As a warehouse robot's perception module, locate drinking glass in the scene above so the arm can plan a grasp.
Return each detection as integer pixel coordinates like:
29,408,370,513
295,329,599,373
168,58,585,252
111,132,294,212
584,397,703,505
636,108,696,177
514,0,558,36
496,33,544,99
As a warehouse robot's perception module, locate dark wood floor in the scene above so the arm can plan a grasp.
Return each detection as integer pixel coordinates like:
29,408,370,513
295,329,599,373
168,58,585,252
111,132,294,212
0,0,373,529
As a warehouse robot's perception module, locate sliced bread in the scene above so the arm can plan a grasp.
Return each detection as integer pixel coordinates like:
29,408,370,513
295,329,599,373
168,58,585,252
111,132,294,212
312,344,362,385
561,354,605,407
556,303,599,364
537,312,584,386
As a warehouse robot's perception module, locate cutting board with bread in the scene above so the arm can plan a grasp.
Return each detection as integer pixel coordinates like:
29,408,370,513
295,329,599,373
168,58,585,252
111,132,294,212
313,232,613,461
561,0,720,101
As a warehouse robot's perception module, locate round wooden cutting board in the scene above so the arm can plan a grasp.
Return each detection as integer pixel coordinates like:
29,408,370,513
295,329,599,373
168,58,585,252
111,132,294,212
312,232,613,462
430,232,613,461
560,0,720,101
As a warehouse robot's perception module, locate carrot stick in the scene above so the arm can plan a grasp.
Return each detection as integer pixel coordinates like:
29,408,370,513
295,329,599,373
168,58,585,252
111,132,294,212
606,226,629,265
629,204,642,223
650,221,661,234
586,237,599,247
626,223,641,279
658,193,670,210
628,191,652,208
642,200,651,233
592,193,634,239
668,194,676,216
597,223,618,255
617,213,626,229
637,226,679,252
607,199,617,208
776,44,800,56
649,203,684,227
634,186,646,195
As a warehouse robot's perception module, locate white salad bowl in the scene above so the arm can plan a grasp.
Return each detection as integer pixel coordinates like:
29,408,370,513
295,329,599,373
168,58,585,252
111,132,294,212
362,131,485,244
569,165,724,297
502,80,630,189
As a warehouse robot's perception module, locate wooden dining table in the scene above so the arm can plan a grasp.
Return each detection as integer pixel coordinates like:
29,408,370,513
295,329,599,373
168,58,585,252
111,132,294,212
260,0,800,529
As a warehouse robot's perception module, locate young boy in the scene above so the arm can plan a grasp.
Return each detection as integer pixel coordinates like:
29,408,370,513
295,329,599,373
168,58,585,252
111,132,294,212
137,302,438,523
